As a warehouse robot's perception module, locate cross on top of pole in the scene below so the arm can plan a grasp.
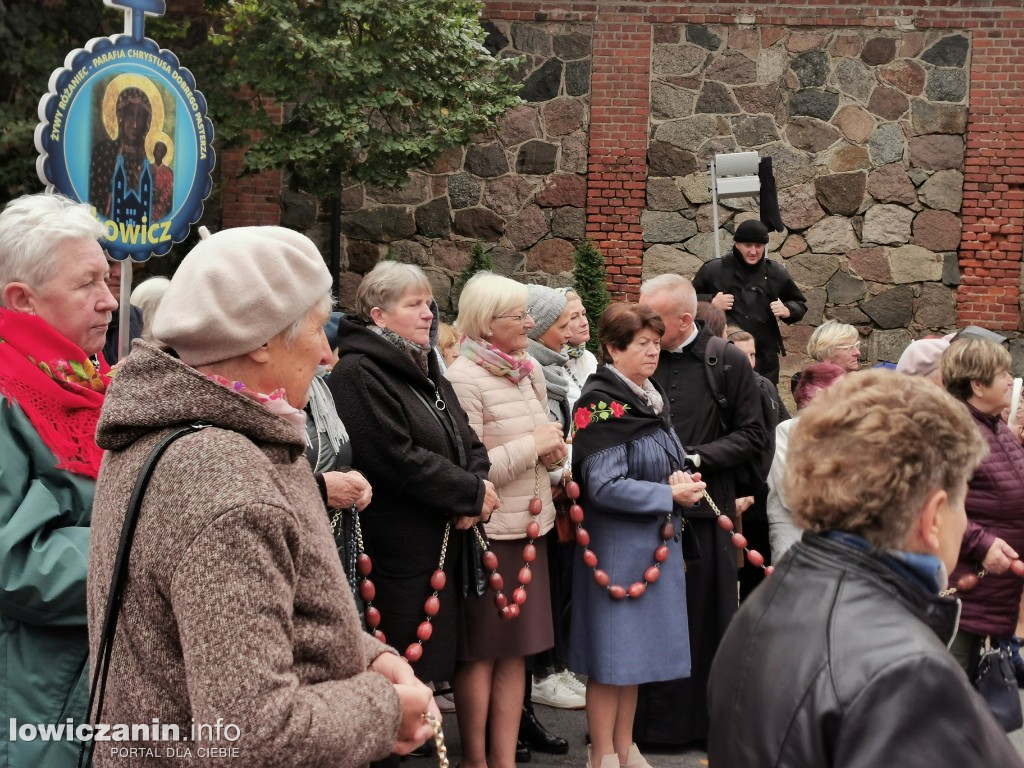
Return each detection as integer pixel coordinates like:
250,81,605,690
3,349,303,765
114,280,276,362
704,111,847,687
104,0,166,41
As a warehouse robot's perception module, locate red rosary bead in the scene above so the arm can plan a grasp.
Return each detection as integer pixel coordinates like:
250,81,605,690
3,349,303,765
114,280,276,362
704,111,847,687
405,643,423,662
644,565,661,583
654,545,669,563
582,549,599,568
746,549,765,568
565,481,581,500
526,521,540,539
518,566,533,585
356,553,373,576
488,572,504,592
522,543,537,562
513,587,528,606
731,533,748,550
365,606,381,629
593,569,610,587
569,504,584,523
424,596,440,616
416,621,433,641
359,579,376,602
628,582,646,599
716,515,734,533
529,497,543,516
430,570,446,591
576,528,590,547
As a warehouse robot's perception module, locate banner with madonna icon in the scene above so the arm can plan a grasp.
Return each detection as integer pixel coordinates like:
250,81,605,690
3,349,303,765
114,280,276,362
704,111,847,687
34,0,215,261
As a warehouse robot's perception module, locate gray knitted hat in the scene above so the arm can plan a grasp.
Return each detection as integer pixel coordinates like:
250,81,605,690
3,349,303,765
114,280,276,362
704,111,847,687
153,226,332,366
526,284,569,340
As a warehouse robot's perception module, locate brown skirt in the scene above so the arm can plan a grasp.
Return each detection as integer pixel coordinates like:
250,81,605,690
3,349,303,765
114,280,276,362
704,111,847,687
458,536,554,661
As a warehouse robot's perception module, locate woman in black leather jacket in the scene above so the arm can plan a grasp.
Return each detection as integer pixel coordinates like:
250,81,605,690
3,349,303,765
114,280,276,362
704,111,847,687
708,370,1024,768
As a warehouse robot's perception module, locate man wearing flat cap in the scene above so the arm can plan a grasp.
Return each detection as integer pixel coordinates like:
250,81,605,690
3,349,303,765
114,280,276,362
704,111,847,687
692,219,807,385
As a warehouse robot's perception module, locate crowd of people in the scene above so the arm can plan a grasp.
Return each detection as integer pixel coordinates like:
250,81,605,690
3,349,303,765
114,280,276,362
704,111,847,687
2,191,1024,768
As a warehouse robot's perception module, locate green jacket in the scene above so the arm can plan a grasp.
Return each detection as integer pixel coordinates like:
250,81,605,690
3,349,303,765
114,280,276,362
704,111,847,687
0,396,93,768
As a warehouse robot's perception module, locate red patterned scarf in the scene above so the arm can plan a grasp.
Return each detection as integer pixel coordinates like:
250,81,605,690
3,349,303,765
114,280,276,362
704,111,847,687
0,309,110,479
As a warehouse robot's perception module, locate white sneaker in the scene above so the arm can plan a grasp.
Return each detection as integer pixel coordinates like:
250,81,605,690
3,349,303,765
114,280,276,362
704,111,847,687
557,669,587,698
532,672,586,709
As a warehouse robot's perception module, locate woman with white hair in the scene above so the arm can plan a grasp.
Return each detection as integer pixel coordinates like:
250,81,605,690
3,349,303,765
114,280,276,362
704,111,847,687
447,272,566,768
90,227,436,767
129,275,170,342
806,319,861,373
0,192,117,767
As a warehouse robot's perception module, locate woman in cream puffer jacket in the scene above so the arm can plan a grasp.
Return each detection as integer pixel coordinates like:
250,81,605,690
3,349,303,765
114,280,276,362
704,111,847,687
447,272,567,768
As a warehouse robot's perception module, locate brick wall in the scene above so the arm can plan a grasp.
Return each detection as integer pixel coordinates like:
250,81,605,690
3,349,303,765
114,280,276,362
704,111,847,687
219,98,284,230
484,0,1024,327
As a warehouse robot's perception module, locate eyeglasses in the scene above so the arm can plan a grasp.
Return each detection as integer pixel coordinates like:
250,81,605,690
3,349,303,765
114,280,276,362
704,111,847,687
493,312,532,324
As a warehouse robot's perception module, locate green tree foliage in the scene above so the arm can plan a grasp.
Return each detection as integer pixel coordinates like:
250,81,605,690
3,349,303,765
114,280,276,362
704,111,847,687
207,0,522,196
572,240,610,355
452,239,494,313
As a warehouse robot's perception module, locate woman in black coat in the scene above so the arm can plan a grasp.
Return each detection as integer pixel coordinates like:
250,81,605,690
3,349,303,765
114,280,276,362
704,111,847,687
328,262,497,685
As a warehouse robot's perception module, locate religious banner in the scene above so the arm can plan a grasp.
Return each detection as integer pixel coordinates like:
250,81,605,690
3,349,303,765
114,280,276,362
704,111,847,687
34,0,215,260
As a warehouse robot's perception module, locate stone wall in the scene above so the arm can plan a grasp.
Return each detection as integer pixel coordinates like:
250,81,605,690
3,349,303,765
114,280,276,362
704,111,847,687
320,20,593,315
641,25,968,365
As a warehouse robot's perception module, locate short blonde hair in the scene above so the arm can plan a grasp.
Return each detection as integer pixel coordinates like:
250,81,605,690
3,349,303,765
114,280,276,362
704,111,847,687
455,272,528,340
807,319,859,362
784,370,986,549
354,261,431,322
941,337,1013,402
437,322,459,350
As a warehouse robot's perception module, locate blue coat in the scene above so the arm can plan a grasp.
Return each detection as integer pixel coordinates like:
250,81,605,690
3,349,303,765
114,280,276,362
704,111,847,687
568,382,691,685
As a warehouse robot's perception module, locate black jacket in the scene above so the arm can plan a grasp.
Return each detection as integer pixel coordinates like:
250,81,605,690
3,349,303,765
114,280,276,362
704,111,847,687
651,324,770,518
708,533,1024,768
692,250,806,381
328,320,490,681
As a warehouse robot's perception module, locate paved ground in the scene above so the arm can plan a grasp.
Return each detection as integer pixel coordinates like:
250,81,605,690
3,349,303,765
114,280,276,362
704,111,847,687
428,691,1024,767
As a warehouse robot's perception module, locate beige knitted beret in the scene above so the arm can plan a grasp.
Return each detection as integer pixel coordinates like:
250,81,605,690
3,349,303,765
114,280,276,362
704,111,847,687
153,226,332,366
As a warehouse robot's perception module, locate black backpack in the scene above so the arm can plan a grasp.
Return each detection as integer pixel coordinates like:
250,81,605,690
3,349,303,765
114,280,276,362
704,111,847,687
703,336,778,497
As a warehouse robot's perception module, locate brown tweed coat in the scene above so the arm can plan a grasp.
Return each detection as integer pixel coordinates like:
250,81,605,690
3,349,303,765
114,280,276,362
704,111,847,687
88,342,400,767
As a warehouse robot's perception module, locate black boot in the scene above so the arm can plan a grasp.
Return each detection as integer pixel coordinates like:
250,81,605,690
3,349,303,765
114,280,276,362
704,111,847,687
516,740,532,762
519,701,569,755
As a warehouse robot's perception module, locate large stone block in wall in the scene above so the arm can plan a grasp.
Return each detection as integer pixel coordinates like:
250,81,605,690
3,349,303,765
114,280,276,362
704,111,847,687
560,134,588,174
791,51,830,88
497,105,542,146
652,82,697,120
926,68,968,103
683,231,731,262
416,197,452,238
786,251,840,287
779,182,826,231
551,207,586,240
834,58,875,102
642,211,698,243
526,238,575,273
679,172,712,205
706,51,757,84
506,204,548,250
909,135,965,171
787,117,841,153
912,209,962,251
762,143,816,187
465,143,510,177
642,244,704,280
543,98,586,136
516,141,558,175
789,89,840,121
565,60,591,97
648,177,686,211
833,105,876,143
520,59,563,102
731,115,780,146
648,142,700,177
867,163,917,205
918,170,964,212
453,207,504,241
923,34,969,67
656,115,721,152
871,328,913,363
483,176,536,216
915,282,956,328
910,100,968,135
652,43,706,76
863,204,914,245
341,206,416,242
697,81,741,114
536,174,586,207
862,285,914,329
880,60,926,96
347,240,382,273
861,37,897,66
804,216,859,254
887,244,943,284
848,246,892,282
449,174,482,209
816,172,866,216
827,270,866,304
867,87,910,121
867,123,905,166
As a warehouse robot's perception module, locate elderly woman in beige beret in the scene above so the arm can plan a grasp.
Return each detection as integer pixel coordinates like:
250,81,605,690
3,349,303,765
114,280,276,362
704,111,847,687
89,227,436,767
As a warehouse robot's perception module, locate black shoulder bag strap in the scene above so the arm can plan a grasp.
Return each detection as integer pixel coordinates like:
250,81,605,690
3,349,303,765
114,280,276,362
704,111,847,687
77,422,210,768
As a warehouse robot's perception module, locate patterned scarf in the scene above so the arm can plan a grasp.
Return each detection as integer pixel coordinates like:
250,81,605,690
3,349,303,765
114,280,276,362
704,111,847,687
0,309,110,478
565,343,588,360
369,325,432,374
206,374,308,433
461,335,534,383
